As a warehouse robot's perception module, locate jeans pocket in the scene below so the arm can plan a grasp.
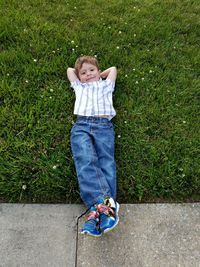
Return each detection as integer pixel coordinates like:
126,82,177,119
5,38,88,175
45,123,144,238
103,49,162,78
100,121,114,129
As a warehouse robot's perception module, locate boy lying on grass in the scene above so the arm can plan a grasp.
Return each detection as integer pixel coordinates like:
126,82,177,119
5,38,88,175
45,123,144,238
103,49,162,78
67,56,119,237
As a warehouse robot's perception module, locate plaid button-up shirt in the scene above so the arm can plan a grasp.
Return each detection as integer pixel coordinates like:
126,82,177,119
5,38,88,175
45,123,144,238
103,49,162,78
70,79,116,120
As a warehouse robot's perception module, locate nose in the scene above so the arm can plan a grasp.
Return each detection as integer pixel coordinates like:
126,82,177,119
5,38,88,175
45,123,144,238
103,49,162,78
86,71,91,76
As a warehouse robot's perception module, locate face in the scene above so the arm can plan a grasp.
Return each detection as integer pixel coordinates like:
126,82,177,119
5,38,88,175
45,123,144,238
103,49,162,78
78,63,101,83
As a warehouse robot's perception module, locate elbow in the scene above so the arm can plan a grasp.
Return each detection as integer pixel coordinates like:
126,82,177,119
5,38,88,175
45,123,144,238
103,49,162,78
112,66,117,75
112,66,117,74
67,67,72,73
66,67,70,75
67,67,75,77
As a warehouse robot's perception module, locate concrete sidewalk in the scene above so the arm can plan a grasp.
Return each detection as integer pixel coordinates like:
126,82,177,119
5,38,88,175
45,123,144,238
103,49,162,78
0,203,199,267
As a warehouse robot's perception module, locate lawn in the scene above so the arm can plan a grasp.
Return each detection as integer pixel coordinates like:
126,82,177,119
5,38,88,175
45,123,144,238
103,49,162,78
0,0,199,203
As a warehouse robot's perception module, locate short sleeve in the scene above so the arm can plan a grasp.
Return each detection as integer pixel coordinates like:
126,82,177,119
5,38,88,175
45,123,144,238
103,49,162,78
105,79,115,91
70,79,80,88
70,79,84,91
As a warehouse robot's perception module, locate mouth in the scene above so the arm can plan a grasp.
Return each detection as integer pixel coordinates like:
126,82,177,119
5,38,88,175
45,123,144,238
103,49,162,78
86,77,95,81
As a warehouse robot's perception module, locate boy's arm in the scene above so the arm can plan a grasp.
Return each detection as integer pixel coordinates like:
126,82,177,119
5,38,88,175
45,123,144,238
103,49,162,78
100,67,117,82
67,67,79,82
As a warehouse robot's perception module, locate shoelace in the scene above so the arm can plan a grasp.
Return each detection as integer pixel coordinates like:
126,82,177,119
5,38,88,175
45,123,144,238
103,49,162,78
86,210,100,221
96,203,115,217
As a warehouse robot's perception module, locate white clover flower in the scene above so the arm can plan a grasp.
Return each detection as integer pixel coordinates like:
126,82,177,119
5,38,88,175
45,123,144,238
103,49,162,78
50,88,54,92
124,121,127,124
53,165,57,169
52,50,56,53
25,80,29,83
22,185,27,190
71,40,75,44
116,46,120,49
182,121,186,124
133,68,136,71
136,81,139,84
134,34,137,37
125,74,128,77
141,77,145,81
118,135,121,138
49,96,52,99
108,26,111,29
33,59,37,62
118,31,122,34
7,73,10,76
149,70,153,73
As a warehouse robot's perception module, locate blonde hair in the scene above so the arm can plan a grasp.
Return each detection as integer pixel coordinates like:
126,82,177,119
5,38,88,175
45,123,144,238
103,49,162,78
74,56,99,76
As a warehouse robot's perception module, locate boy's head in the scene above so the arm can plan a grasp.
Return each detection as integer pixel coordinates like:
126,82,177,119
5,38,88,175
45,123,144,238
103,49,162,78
74,56,101,83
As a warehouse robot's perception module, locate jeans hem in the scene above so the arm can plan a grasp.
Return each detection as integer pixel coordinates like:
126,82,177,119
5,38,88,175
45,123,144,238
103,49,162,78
84,194,112,208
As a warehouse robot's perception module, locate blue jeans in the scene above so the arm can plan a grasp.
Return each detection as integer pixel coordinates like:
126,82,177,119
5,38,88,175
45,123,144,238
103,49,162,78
70,116,116,208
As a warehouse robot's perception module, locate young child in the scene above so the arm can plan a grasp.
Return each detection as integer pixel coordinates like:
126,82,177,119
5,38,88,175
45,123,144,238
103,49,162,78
67,56,119,237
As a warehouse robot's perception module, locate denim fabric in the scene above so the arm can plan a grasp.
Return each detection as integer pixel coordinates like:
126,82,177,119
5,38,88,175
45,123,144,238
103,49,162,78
70,116,116,208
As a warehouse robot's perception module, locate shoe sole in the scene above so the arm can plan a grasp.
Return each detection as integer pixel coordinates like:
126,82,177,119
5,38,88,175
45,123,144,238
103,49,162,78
103,202,120,234
81,230,102,237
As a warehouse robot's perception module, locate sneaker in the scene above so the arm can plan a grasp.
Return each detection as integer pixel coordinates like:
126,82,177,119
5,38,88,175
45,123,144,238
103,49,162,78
96,197,120,233
81,206,102,237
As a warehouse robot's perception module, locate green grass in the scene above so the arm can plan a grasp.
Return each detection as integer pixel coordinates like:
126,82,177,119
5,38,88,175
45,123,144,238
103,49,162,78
0,0,199,203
